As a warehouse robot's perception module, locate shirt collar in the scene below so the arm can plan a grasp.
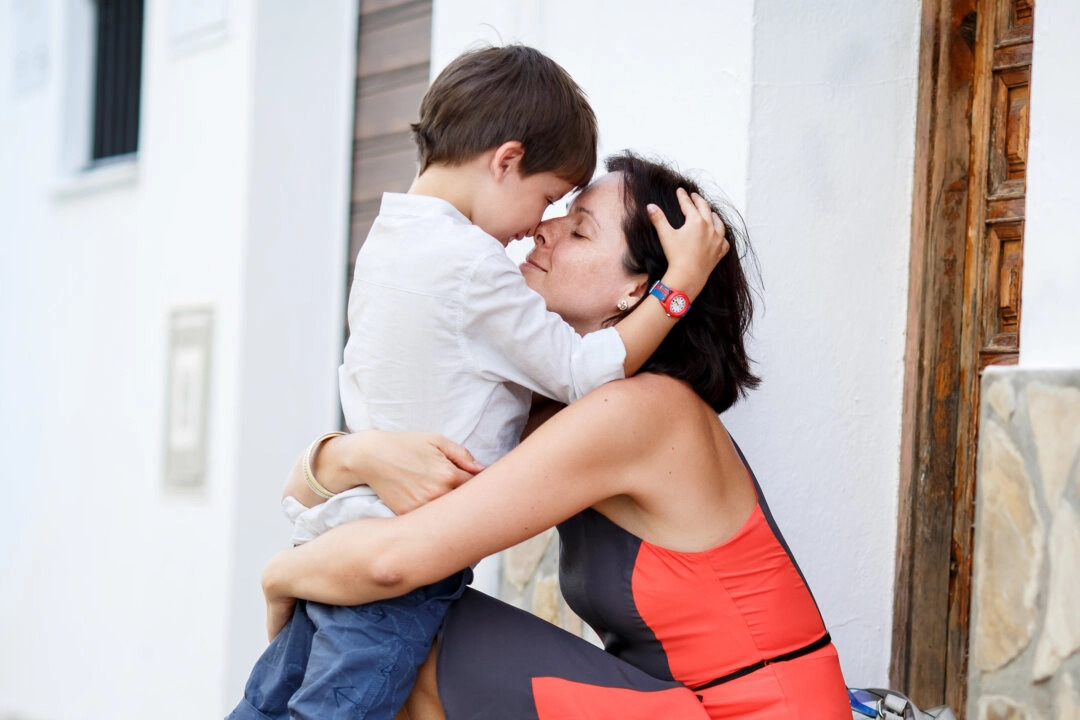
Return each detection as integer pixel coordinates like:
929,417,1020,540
379,192,470,225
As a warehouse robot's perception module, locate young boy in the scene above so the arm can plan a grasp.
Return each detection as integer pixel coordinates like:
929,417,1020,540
229,45,720,720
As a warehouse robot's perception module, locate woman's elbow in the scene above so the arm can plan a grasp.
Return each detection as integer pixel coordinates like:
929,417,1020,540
356,540,430,600
367,550,408,590
327,522,432,602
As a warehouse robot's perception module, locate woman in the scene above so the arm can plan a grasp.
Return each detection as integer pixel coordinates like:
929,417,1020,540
264,153,852,719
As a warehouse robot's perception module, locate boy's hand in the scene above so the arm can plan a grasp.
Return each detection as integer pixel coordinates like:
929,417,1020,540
647,188,729,300
360,431,484,514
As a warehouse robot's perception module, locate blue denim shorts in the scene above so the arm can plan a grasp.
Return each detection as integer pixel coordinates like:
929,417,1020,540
227,571,469,720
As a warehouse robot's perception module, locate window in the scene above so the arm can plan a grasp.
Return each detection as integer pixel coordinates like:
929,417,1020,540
90,0,144,161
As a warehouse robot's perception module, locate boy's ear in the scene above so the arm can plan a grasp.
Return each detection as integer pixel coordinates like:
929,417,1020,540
490,141,525,181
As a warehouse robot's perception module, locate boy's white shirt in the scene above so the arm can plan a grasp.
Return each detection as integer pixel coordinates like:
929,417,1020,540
284,192,625,544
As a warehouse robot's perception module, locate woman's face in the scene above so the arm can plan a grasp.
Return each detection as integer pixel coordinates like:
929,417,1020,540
520,173,647,334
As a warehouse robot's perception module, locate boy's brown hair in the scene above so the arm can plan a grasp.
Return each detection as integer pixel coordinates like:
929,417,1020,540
411,45,598,189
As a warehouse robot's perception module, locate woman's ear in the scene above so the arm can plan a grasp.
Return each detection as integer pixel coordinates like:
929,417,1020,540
611,275,651,318
627,275,650,303
490,140,525,181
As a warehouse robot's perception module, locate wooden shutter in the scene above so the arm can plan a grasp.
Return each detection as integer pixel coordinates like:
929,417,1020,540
347,0,433,283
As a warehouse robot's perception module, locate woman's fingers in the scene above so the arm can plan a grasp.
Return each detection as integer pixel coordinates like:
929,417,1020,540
266,595,296,642
357,431,482,514
430,434,485,475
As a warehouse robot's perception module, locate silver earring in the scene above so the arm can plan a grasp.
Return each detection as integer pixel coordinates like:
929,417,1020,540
617,299,630,311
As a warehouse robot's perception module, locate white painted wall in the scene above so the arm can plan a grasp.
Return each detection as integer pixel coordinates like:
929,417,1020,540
222,0,358,704
0,1,254,716
432,0,754,211
733,0,921,686
0,0,356,717
433,0,921,687
1020,0,1080,368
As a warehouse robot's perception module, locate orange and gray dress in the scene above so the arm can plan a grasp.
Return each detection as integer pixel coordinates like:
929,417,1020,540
435,443,851,719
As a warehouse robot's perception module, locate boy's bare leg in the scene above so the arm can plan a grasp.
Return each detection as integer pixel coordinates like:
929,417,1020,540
400,641,446,720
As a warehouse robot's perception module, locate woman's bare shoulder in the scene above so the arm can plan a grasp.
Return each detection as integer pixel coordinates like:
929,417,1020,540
562,373,710,443
578,373,702,413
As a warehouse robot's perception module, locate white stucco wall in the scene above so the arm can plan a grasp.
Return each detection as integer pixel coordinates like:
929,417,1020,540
0,1,356,717
0,2,253,716
433,0,920,687
732,1,921,686
432,0,754,211
221,0,358,705
1020,0,1080,368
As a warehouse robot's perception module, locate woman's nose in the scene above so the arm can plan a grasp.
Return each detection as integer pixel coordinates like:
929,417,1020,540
533,224,549,246
533,218,562,247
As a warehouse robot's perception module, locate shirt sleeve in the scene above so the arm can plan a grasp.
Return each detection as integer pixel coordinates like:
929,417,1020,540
459,250,626,403
281,487,395,546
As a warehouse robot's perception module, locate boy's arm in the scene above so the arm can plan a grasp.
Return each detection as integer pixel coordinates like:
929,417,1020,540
614,189,729,375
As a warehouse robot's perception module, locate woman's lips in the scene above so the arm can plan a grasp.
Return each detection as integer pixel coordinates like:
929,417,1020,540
521,259,546,272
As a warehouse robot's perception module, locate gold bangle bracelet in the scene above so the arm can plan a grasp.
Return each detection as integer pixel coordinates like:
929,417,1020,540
303,432,345,499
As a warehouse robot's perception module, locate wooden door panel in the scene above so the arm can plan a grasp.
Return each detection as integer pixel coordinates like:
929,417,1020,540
981,221,1023,361
947,1,1032,714
897,0,1032,716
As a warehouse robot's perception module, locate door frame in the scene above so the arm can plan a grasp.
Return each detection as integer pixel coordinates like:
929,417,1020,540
893,0,1032,714
892,0,978,710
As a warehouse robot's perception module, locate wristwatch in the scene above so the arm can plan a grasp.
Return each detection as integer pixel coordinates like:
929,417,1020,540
649,281,691,318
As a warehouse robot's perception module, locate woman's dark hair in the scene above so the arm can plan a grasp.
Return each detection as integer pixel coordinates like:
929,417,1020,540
606,151,760,413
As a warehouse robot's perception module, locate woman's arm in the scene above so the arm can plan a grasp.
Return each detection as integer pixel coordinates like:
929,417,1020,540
264,378,662,610
282,430,484,514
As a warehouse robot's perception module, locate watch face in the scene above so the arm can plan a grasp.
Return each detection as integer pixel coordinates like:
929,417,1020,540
668,295,688,316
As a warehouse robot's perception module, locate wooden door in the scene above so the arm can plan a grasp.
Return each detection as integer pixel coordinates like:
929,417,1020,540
893,0,1033,716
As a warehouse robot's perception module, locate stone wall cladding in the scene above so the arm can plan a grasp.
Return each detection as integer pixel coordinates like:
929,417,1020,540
969,367,1080,720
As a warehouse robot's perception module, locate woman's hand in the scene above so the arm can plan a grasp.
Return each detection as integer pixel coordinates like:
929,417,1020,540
647,188,730,299
282,430,485,515
265,595,296,642
359,431,485,514
264,553,297,641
